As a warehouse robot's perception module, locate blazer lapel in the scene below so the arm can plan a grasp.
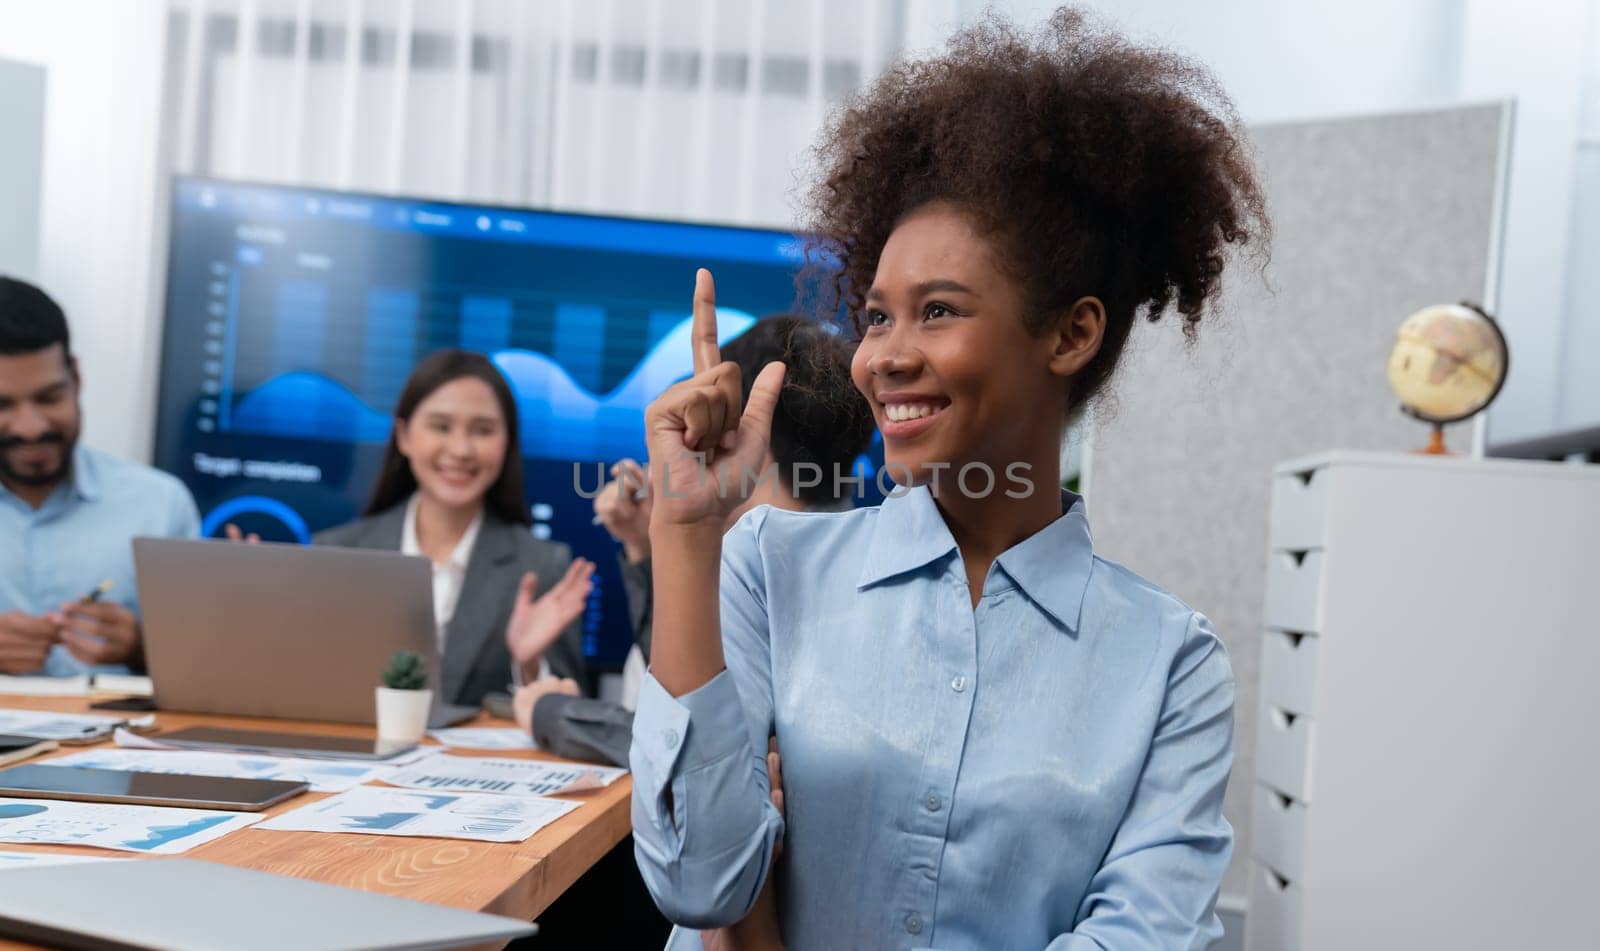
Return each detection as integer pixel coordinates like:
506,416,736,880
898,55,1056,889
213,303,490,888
363,505,407,550
439,517,519,703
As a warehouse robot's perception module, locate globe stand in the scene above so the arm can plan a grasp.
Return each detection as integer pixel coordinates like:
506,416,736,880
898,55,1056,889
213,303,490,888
1418,423,1450,456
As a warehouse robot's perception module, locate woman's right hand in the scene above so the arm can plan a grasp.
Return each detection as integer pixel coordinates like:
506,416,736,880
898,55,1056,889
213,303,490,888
593,458,652,562
223,524,260,544
644,269,785,532
505,560,595,672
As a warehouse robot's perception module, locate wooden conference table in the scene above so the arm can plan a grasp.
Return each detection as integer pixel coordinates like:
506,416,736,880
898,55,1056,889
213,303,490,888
0,693,633,949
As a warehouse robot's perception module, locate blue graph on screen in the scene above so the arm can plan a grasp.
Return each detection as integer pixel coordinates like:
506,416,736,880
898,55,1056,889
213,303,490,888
227,308,756,462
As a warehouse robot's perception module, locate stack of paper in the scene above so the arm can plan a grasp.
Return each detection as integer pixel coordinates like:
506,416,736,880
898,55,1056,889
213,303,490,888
0,676,90,697
0,674,155,698
90,673,154,697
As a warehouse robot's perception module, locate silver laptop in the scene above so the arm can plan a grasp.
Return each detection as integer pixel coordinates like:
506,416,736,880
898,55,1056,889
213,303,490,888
0,858,537,950
132,537,476,727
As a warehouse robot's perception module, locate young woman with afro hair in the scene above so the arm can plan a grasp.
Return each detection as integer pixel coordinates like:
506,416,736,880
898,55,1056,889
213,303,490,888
630,8,1269,950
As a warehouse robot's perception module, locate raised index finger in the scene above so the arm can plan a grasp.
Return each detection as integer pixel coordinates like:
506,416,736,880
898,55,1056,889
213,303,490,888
691,268,720,374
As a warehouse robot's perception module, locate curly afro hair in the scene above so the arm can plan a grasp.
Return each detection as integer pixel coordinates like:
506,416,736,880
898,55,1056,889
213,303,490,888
805,7,1269,414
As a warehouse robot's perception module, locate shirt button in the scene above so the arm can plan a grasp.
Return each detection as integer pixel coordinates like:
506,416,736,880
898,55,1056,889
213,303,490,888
905,914,923,935
925,793,942,812
950,675,967,693
662,729,679,749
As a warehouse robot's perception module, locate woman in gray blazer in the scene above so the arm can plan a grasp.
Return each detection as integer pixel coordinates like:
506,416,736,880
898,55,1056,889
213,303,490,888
314,350,590,708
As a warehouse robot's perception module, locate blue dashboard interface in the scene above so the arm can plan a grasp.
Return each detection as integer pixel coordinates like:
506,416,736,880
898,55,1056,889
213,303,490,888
154,177,879,663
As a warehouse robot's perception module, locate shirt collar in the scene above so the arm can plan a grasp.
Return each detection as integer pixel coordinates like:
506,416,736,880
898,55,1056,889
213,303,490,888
401,494,483,571
857,484,1095,633
992,492,1095,633
857,485,959,590
68,446,100,502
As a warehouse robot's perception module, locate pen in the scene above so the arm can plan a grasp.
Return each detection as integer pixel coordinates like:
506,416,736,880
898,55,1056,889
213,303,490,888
79,579,113,604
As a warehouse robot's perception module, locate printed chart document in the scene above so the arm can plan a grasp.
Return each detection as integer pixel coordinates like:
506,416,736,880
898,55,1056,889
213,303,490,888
0,798,260,854
50,748,387,793
0,709,133,742
382,756,627,797
427,727,537,750
258,786,577,842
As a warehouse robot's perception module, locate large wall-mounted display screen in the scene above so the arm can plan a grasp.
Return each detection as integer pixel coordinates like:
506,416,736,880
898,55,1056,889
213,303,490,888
154,177,878,663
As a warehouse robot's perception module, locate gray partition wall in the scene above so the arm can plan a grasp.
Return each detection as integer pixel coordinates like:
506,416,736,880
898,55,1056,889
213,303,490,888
1082,102,1509,901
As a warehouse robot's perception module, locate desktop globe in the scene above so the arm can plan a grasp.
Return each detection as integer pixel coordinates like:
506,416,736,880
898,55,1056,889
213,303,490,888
1386,302,1508,454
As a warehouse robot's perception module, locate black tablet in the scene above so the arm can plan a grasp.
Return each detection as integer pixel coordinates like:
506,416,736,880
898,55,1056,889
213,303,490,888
0,764,308,811
152,726,417,761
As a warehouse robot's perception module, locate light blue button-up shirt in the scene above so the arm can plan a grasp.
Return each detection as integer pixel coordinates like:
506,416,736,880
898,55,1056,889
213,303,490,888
0,446,200,676
631,486,1235,950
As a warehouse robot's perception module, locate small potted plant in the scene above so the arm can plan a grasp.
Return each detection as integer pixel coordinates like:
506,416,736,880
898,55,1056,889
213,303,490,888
375,649,432,742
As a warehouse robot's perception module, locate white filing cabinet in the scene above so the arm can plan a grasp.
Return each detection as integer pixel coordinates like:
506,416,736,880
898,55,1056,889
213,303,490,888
1244,451,1600,951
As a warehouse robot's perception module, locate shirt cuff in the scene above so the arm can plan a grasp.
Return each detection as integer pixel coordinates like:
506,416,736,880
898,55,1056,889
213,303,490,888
633,669,749,781
630,668,754,850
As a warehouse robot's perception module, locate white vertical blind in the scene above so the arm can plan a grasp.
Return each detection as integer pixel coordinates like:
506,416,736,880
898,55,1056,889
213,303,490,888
334,0,364,187
174,0,209,173
448,0,474,195
546,0,576,207
164,0,909,227
733,0,768,222
381,0,415,191
225,0,259,175
686,0,719,218
630,0,666,210
284,0,313,180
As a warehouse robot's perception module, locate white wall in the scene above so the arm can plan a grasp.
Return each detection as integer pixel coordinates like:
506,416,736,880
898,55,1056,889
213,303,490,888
1457,0,1590,446
961,0,1596,448
958,0,1467,121
1559,8,1600,439
0,1,172,465
0,57,46,281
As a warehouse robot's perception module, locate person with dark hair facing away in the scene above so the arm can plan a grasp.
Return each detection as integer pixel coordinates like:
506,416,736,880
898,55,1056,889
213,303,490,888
512,314,873,766
309,349,592,707
0,277,199,677
633,8,1268,950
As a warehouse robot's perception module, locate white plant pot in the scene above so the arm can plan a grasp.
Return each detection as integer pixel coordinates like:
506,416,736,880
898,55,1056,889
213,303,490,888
375,687,433,743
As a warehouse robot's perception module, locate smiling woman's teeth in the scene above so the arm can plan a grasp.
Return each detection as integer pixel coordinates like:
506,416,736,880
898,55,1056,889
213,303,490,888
885,404,937,422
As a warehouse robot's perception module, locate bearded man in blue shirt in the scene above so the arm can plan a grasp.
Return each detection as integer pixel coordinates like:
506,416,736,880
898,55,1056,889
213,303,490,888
0,277,199,677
